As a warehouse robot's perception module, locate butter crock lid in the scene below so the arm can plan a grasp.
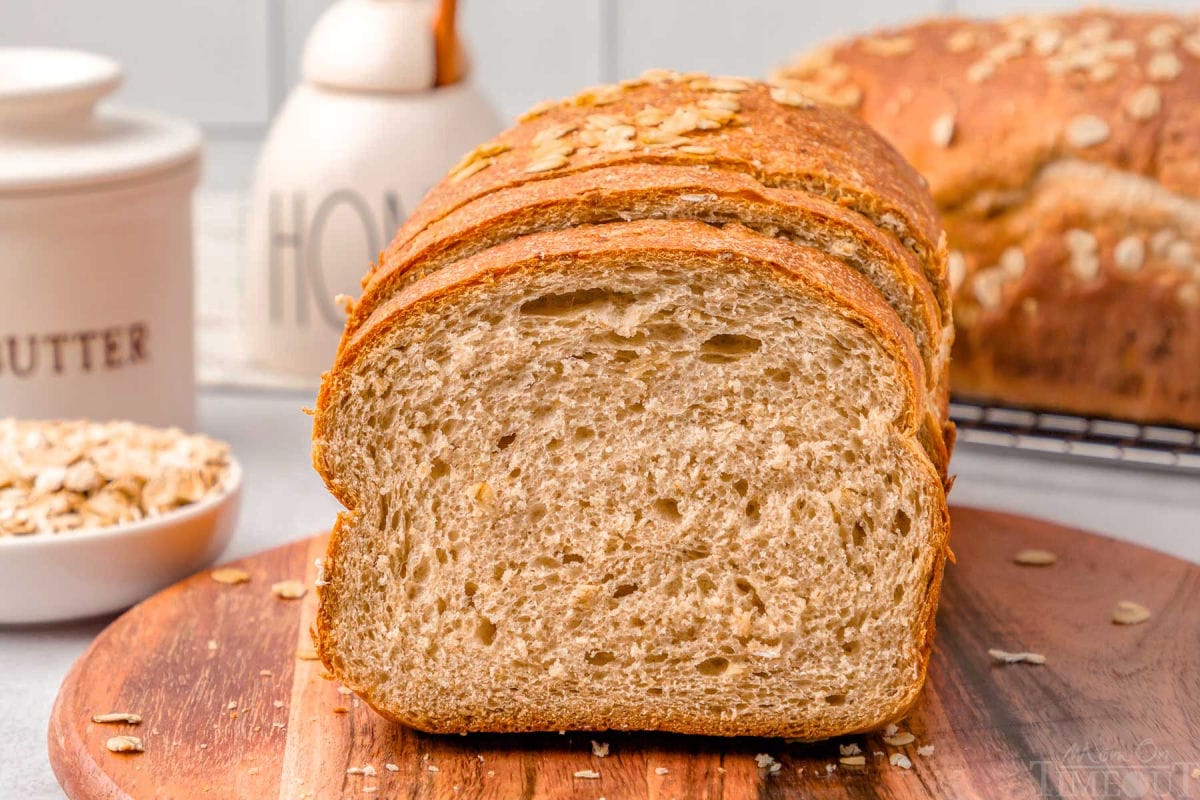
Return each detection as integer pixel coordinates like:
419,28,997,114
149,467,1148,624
0,48,203,194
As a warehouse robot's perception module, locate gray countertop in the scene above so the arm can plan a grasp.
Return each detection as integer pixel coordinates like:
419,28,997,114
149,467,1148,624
3,387,1198,799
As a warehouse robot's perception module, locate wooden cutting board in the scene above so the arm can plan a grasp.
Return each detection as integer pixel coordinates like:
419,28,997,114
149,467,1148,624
49,507,1200,800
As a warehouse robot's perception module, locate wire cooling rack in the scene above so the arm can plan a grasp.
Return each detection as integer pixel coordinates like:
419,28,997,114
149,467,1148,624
950,401,1200,475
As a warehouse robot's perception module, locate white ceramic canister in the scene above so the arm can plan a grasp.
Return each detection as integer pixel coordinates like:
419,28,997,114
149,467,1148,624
0,49,202,427
244,0,503,379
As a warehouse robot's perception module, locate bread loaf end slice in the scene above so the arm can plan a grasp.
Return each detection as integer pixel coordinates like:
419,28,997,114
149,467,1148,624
314,220,949,738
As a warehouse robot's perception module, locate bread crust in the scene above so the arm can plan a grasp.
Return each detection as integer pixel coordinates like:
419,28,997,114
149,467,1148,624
348,75,946,336
314,218,950,738
777,10,1200,426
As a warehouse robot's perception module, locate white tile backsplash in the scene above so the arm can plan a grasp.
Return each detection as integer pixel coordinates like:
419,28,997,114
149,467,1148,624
613,0,952,82
953,0,1199,15
461,0,607,122
0,0,273,129
4,0,1189,190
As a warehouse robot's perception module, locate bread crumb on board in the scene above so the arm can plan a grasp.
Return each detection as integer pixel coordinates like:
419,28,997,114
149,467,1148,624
92,712,142,725
590,740,609,757
1013,549,1057,566
1112,600,1151,625
655,767,670,775
573,769,600,779
106,735,144,754
271,580,308,600
890,753,913,769
989,648,1046,665
211,567,251,585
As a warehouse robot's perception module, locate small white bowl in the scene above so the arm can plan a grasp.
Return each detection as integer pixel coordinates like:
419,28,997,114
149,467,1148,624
0,459,241,624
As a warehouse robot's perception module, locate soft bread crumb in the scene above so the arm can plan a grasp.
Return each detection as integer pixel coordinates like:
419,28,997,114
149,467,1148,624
917,745,935,757
890,753,913,769
317,239,946,737
838,743,862,756
591,741,610,757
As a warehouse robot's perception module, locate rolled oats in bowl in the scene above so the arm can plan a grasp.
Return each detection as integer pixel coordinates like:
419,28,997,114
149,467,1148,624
0,419,232,537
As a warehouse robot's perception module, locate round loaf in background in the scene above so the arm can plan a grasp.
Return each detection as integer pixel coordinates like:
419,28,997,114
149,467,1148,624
775,10,1200,427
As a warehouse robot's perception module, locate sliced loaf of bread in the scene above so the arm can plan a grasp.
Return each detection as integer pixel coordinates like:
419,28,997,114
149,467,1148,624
313,74,952,739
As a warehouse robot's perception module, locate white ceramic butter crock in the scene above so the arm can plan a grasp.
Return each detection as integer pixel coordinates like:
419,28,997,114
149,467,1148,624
0,48,202,428
244,0,503,379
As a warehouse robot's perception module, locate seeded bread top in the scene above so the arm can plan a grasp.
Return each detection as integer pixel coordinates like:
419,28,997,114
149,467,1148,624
772,11,1200,208
352,72,943,341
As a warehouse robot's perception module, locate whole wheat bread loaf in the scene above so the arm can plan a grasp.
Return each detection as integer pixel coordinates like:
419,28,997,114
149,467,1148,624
775,11,1200,427
313,74,952,739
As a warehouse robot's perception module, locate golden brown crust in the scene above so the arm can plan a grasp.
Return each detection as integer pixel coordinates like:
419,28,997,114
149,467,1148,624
314,218,950,738
776,11,1200,207
350,74,945,332
780,11,1200,426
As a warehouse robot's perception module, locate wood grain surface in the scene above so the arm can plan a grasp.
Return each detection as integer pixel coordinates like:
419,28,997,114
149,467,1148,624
49,507,1200,800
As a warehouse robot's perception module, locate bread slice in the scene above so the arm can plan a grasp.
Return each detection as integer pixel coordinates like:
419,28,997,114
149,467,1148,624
347,74,950,343
313,219,950,738
353,164,951,416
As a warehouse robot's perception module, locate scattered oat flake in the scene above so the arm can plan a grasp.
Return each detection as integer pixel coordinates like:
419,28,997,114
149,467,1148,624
428,765,440,773
989,648,1046,665
655,767,669,775
272,580,307,599
1014,549,1056,566
917,745,935,757
754,753,780,771
211,567,250,585
363,788,377,794
884,732,916,747
890,753,913,769
840,755,866,766
573,769,600,779
1113,600,1151,625
930,112,956,148
385,763,399,772
1066,115,1110,148
106,736,144,753
92,713,142,725
591,740,609,757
